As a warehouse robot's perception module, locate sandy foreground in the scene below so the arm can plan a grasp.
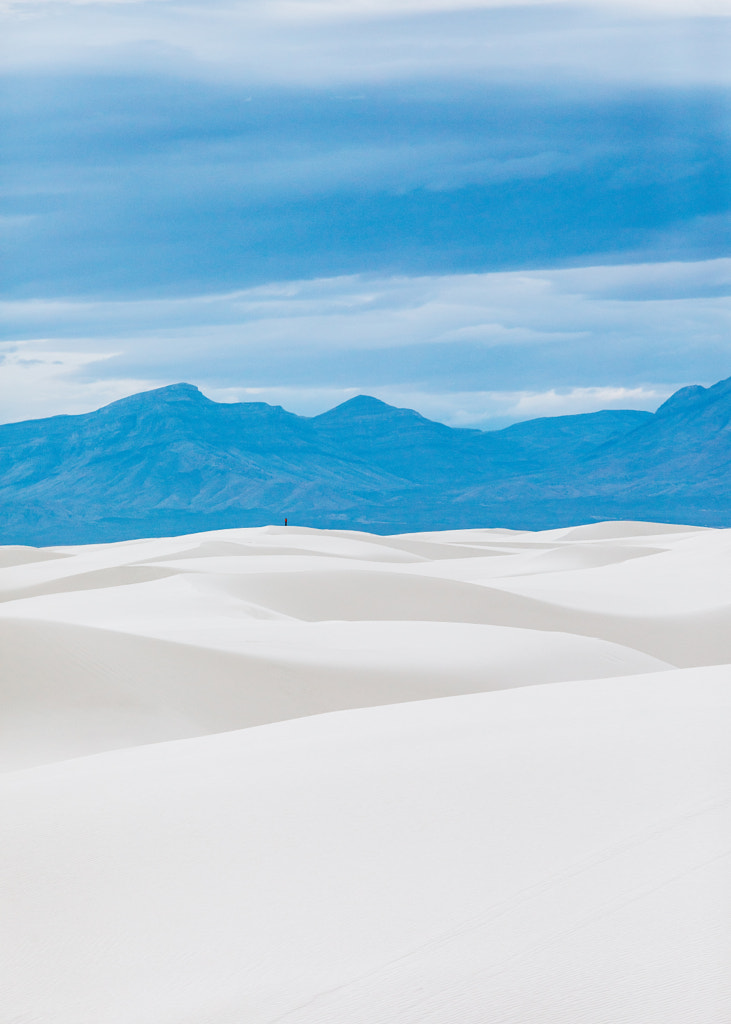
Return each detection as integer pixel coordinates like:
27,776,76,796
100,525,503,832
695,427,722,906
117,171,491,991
0,521,729,1022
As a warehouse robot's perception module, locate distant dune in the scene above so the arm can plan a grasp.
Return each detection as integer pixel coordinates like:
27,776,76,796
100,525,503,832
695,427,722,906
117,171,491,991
1,522,729,1022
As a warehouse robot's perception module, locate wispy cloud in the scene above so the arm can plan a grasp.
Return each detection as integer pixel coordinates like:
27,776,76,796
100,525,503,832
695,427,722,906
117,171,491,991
2,1,729,86
0,344,152,424
1,259,728,425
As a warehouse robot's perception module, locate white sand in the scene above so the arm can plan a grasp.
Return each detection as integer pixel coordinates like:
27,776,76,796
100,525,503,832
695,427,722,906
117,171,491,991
0,522,729,1022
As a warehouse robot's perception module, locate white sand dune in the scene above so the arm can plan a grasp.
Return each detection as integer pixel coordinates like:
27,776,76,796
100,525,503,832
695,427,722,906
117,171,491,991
0,613,666,770
1,669,729,1024
0,522,729,1022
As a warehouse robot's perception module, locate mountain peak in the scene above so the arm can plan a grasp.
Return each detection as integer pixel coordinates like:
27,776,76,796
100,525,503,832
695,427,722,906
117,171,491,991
144,382,203,401
656,375,731,418
331,395,394,415
314,394,436,424
655,384,707,418
98,382,207,416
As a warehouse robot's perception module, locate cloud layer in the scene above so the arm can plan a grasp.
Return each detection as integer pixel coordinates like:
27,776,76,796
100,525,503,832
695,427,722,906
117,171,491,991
2,259,728,425
1,0,729,424
2,75,729,300
4,1,730,86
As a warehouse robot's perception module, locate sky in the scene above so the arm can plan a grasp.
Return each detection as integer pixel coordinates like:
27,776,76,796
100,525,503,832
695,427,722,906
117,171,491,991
1,0,730,427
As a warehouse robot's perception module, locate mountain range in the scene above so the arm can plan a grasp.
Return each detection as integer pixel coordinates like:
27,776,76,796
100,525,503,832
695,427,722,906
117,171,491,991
1,376,731,544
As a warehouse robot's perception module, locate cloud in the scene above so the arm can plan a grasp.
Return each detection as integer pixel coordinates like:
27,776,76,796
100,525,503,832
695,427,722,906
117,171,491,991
2,74,728,298
0,343,153,423
2,1,729,87
5,0,728,12
2,2,728,430
5,258,728,350
490,385,670,421
1,258,728,426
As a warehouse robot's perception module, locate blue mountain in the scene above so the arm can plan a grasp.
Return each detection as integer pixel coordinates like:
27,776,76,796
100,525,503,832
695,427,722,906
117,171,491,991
0,377,728,545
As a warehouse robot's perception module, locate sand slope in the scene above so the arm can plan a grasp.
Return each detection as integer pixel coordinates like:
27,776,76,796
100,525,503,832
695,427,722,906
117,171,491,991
1,669,729,1024
0,523,691,768
1,522,729,1022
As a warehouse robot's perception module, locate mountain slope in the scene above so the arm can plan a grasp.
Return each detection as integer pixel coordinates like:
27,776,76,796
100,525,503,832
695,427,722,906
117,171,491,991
0,377,729,542
0,384,410,530
578,376,731,495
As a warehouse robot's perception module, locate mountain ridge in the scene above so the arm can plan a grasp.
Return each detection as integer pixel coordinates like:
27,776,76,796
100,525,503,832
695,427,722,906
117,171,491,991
1,377,729,543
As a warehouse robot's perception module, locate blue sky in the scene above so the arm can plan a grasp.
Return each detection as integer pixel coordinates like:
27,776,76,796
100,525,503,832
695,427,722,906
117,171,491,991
1,0,730,426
